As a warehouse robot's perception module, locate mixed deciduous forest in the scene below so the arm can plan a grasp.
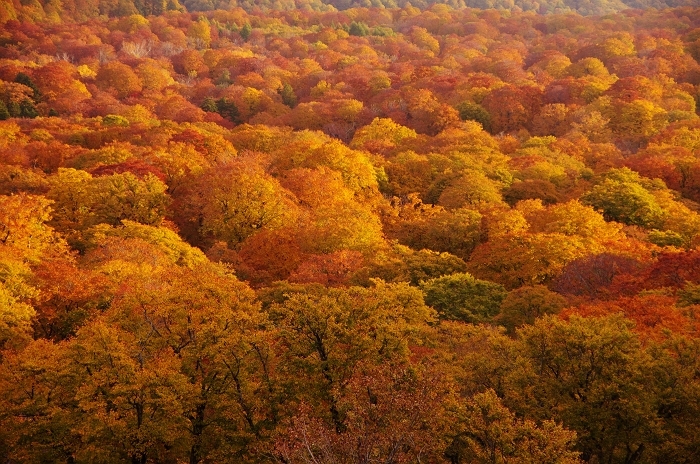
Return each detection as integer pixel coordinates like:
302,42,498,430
1,0,700,462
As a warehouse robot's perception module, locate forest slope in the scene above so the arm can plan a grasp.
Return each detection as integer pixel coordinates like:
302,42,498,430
2,0,699,23
1,4,700,463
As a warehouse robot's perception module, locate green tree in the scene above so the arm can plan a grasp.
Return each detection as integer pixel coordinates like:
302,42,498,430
421,273,507,323
216,97,240,123
200,96,218,113
240,22,252,41
0,102,9,121
14,72,41,101
19,99,37,119
497,286,568,334
348,21,369,37
6,101,20,118
278,83,297,109
456,101,491,132
582,169,666,228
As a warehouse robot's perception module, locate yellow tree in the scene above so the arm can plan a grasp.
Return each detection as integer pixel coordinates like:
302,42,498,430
468,232,593,289
182,158,299,248
269,281,435,434
349,117,418,156
448,389,581,464
0,193,71,348
280,167,384,255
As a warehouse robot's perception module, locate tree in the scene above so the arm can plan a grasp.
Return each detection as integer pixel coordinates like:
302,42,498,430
612,250,700,295
14,72,40,101
31,256,111,341
280,167,384,255
270,133,380,195
268,282,435,434
87,220,207,268
96,61,143,99
482,85,542,134
216,97,241,123
563,294,700,343
646,336,700,463
0,193,66,264
608,99,668,141
18,99,37,118
278,83,297,109
187,18,211,48
468,232,593,289
349,118,418,157
421,273,507,324
552,253,646,299
530,103,571,137
200,96,218,113
276,362,455,464
89,172,170,227
0,340,80,462
496,286,567,334
348,21,370,37
172,49,208,77
44,168,95,241
1,261,275,463
88,263,271,463
66,320,190,463
582,168,667,229
0,280,34,350
456,101,491,132
136,59,175,92
525,200,623,242
503,179,560,206
515,315,658,464
360,243,468,287
447,389,581,464
289,250,364,287
0,102,9,120
180,159,298,248
404,88,460,136
240,22,252,41
232,228,305,287
383,195,483,260
46,169,170,248
437,170,504,209
32,61,91,114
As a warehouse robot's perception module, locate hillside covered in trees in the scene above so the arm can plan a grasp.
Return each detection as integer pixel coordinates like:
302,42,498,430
1,2,700,463
2,0,700,21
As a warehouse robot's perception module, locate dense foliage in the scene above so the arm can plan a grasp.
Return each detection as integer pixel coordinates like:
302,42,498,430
1,2,700,463
2,0,700,20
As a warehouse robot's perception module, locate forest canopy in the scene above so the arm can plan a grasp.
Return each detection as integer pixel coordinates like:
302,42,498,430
1,0,699,21
1,1,700,463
